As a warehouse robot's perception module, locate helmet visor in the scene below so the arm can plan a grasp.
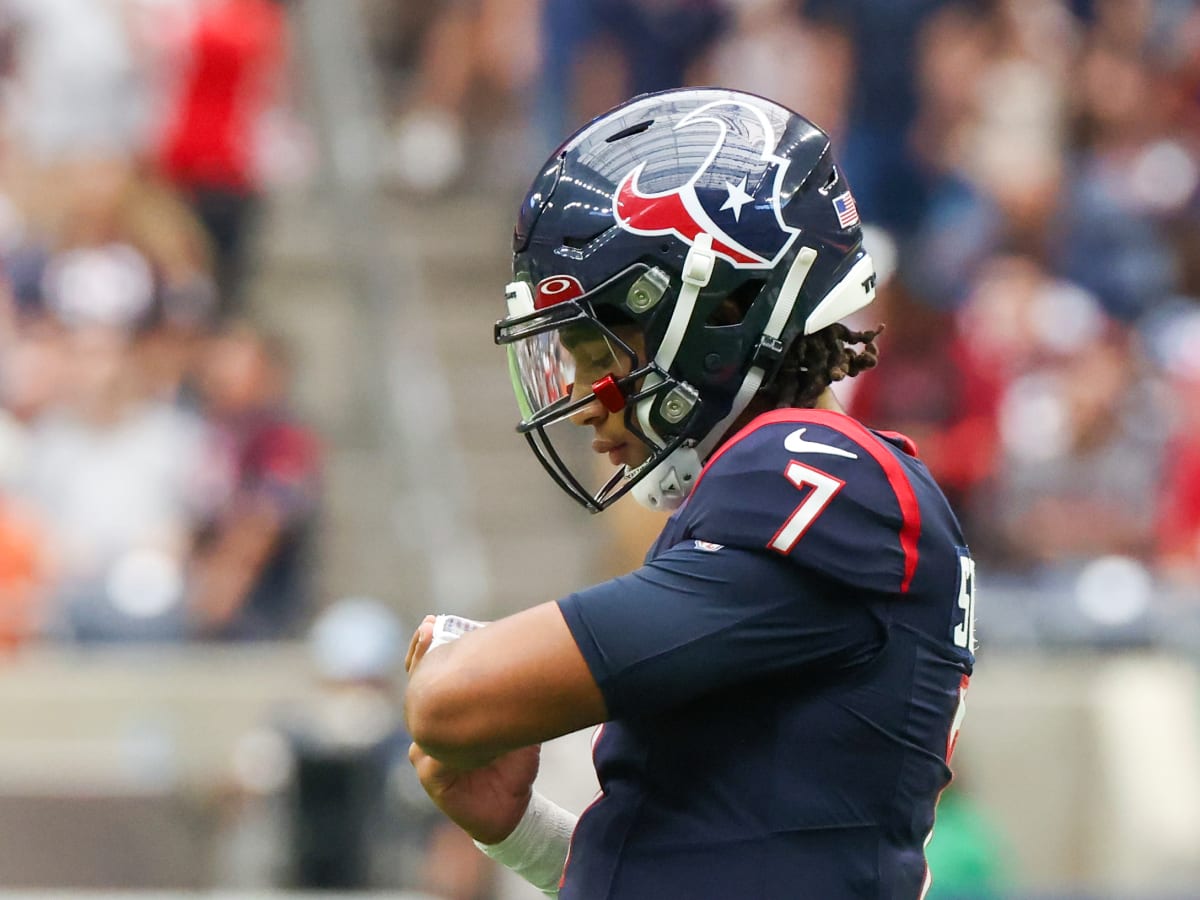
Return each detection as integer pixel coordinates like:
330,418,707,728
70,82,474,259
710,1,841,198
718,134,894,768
504,316,638,425
494,265,686,511
499,307,679,511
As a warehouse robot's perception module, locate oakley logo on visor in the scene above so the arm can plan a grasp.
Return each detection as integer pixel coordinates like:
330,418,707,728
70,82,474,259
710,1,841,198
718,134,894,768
535,275,585,309
613,98,800,270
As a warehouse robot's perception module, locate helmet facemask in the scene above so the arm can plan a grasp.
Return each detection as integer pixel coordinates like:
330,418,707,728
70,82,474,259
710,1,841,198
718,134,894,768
495,265,703,513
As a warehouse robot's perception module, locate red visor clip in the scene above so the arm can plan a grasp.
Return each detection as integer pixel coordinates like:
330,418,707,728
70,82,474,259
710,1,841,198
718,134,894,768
591,374,626,413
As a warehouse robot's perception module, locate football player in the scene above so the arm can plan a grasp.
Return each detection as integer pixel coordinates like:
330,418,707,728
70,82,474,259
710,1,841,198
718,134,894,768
405,88,976,899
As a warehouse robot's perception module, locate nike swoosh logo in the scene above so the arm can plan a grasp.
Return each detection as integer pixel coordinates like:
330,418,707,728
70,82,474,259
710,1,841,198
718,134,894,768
784,428,859,459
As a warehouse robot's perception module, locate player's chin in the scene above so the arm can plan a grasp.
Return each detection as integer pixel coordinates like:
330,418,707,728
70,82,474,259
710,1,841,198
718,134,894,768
621,447,654,471
594,437,651,470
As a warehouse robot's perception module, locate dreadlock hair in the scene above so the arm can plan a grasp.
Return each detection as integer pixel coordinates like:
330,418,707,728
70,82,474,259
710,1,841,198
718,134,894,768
763,322,884,410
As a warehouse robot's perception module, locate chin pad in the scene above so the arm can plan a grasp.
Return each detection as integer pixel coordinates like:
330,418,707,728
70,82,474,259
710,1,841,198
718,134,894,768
630,445,703,512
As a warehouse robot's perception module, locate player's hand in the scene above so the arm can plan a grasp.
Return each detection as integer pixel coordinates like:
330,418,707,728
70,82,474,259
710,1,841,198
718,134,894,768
409,740,541,845
406,614,437,673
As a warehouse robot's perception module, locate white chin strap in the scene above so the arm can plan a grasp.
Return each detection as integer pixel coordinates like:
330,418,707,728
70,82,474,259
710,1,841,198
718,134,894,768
631,242,877,513
630,234,714,512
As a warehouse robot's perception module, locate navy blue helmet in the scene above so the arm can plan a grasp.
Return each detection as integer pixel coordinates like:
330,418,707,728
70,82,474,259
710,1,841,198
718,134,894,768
496,88,876,512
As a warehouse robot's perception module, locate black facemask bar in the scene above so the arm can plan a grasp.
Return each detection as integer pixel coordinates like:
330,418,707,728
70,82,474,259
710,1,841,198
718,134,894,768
505,326,691,512
521,416,695,512
495,266,700,512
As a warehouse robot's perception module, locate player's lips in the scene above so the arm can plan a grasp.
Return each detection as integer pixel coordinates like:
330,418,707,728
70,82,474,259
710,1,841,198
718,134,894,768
592,438,627,465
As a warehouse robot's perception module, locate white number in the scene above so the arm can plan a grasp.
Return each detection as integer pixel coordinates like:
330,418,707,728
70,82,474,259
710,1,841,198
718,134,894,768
953,552,976,651
768,461,845,554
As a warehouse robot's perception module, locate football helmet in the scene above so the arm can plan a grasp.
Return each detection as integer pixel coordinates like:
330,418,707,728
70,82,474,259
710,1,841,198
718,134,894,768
495,88,876,512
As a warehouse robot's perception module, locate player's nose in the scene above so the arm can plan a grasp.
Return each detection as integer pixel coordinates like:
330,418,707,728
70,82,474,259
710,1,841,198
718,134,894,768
568,382,605,427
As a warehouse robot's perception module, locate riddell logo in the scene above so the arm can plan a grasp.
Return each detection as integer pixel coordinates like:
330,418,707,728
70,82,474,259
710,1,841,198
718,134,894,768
612,99,800,270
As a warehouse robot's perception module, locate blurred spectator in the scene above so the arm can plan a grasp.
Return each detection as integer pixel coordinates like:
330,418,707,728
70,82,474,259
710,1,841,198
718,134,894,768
388,0,728,192
4,0,148,165
535,0,728,157
954,256,1106,512
986,323,1168,571
0,1,158,328
846,277,979,514
851,252,1112,542
217,597,490,896
0,371,43,649
190,322,321,640
0,311,63,429
803,0,975,232
0,488,42,649
120,174,220,330
387,0,537,194
119,178,222,406
1055,35,1183,321
704,0,851,135
1146,304,1200,586
906,0,1075,309
42,242,156,329
15,256,213,643
155,0,290,313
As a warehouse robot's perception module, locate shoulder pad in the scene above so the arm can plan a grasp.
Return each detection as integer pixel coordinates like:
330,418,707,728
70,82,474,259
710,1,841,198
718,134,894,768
678,409,922,593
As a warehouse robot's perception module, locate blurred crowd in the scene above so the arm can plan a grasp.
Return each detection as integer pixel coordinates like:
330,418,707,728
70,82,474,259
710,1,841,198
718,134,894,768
377,0,1200,625
819,0,1200,601
3,0,1197,651
0,0,320,647
368,3,1200,893
0,0,1193,895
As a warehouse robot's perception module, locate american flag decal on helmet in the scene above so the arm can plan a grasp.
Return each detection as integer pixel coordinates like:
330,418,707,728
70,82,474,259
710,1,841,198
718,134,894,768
832,191,859,228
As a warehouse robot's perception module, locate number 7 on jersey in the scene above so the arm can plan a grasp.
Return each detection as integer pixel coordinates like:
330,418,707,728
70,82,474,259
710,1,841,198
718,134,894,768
768,461,845,554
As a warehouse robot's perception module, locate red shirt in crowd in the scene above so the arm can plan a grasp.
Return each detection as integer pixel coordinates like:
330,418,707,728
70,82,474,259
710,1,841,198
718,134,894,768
158,0,286,192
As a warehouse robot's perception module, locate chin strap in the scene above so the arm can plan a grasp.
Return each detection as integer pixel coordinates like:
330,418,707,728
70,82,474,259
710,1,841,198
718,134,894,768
630,244,834,513
695,246,820,460
630,234,716,511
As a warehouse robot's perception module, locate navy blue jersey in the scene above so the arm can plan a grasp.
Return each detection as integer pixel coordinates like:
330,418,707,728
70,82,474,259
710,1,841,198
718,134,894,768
557,409,975,899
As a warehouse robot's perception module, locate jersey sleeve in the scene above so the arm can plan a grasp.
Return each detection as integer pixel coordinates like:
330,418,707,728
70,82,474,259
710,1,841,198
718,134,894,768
556,542,884,720
676,409,923,595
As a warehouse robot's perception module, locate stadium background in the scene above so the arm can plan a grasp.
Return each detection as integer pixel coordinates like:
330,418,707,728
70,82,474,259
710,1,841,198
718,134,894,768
0,0,1197,897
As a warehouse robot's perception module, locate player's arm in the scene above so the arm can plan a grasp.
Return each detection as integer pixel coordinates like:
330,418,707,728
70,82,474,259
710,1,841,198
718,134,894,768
406,614,582,897
557,542,885,719
404,601,607,770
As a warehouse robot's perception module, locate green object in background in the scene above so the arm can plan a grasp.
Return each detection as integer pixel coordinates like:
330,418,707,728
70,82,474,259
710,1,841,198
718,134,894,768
925,787,1010,899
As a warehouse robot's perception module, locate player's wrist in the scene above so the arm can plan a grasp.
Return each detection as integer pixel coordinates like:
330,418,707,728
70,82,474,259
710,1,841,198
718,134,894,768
472,789,534,847
465,789,532,846
474,790,577,897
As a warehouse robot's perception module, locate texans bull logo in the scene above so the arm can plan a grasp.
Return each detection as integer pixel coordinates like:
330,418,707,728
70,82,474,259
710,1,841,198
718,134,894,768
612,99,800,269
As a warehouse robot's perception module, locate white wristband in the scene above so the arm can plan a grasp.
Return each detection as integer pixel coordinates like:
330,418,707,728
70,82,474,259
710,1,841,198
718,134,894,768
429,614,486,650
474,790,577,898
